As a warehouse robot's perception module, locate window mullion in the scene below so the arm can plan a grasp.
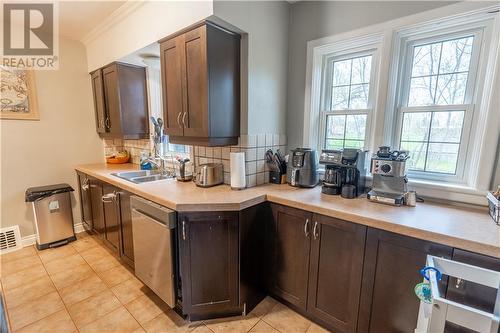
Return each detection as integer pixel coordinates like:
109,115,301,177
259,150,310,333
432,43,444,104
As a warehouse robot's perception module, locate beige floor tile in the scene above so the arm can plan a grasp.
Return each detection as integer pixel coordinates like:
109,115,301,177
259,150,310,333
1,255,42,276
38,244,77,264
306,323,330,333
0,246,37,263
43,253,86,275
248,320,280,333
111,277,150,304
71,235,100,253
79,306,141,333
98,264,135,287
4,274,55,309
125,292,169,325
192,325,214,333
67,289,122,328
142,310,200,333
0,263,47,290
76,231,92,239
79,246,113,263
49,263,95,290
59,273,107,305
205,314,260,333
249,297,278,318
88,253,122,272
15,309,77,333
8,291,64,331
262,303,311,333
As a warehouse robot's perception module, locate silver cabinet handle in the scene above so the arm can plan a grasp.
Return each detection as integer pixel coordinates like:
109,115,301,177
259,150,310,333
104,117,111,129
102,192,116,203
181,112,188,128
313,221,319,240
82,184,89,191
177,112,182,127
304,218,310,238
182,220,186,240
455,278,465,289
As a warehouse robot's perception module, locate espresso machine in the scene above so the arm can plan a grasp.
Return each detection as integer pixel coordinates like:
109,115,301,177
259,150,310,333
287,148,318,188
367,146,411,206
319,149,367,198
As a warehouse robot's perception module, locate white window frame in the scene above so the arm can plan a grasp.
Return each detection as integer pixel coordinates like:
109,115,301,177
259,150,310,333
305,33,383,155
393,28,483,183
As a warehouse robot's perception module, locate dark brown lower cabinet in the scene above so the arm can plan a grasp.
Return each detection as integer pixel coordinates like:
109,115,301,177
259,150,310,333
270,204,312,310
77,172,93,231
102,184,120,253
307,214,366,333
178,211,240,320
358,228,453,333
89,178,105,236
118,190,134,267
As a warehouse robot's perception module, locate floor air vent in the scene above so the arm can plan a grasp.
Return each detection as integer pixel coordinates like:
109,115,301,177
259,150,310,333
0,226,22,254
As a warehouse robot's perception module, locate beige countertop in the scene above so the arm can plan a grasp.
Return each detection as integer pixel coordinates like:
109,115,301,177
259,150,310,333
76,163,500,258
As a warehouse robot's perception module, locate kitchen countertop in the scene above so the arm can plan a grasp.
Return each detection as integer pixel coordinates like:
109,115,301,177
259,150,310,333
76,163,500,258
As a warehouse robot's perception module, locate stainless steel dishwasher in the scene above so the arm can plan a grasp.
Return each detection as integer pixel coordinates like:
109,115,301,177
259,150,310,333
130,196,176,307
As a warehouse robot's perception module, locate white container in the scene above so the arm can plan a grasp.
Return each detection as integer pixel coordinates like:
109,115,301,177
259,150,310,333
230,152,246,190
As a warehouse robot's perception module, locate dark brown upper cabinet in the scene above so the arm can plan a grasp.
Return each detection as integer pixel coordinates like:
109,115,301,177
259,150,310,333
90,62,149,139
159,21,240,146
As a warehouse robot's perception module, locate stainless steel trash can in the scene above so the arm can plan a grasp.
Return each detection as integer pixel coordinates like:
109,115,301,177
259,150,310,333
25,183,76,250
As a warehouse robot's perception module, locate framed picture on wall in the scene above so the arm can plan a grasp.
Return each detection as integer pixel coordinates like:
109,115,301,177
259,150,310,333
0,67,39,120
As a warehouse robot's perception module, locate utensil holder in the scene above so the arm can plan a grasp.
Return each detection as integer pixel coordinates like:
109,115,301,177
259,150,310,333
269,171,286,184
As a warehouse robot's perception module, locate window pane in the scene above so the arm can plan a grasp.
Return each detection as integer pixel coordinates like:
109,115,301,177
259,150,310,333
435,73,468,105
349,84,369,109
332,59,351,86
345,114,367,140
351,56,371,84
426,143,459,174
411,43,441,77
325,139,344,150
408,75,437,106
344,140,364,149
331,86,350,110
401,112,431,141
439,37,473,74
429,111,464,143
326,115,345,139
400,141,427,171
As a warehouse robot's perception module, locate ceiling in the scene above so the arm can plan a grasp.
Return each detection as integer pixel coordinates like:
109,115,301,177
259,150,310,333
59,1,126,41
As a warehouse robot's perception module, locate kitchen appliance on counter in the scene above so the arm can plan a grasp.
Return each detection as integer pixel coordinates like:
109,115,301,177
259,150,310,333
319,149,367,198
176,157,193,182
194,163,224,187
286,148,318,188
367,146,412,206
131,196,176,307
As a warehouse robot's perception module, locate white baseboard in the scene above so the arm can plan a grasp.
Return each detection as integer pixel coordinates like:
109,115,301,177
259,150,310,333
21,223,86,248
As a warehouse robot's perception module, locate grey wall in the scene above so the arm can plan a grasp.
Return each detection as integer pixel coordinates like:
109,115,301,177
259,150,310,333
213,1,290,135
286,1,454,150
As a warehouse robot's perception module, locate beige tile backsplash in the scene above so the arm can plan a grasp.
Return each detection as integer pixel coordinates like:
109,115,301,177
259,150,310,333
103,133,287,188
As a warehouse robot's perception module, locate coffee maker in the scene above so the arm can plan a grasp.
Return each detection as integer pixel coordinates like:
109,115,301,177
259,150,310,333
287,148,318,188
367,146,410,206
319,149,367,198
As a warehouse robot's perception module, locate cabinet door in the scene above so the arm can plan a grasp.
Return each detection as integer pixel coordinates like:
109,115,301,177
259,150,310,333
160,36,184,137
89,179,105,236
118,190,134,267
307,214,366,333
178,212,239,318
102,184,120,253
102,64,122,135
77,173,93,231
90,69,107,133
358,229,453,333
270,204,312,310
181,25,209,138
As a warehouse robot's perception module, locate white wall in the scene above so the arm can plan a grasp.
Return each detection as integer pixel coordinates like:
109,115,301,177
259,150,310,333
213,0,290,135
0,38,103,237
286,1,455,150
85,1,213,71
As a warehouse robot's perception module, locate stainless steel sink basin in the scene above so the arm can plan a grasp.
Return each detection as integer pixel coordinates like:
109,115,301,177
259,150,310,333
112,170,174,184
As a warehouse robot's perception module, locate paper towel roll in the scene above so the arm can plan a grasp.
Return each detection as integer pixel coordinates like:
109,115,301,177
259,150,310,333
230,152,246,190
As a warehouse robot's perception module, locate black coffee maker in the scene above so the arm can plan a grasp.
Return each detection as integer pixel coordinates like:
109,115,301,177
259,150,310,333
319,149,367,198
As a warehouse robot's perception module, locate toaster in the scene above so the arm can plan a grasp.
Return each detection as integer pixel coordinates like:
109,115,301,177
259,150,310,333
194,163,224,187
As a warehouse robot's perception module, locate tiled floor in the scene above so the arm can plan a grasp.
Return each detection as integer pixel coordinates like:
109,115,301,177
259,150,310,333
0,232,329,333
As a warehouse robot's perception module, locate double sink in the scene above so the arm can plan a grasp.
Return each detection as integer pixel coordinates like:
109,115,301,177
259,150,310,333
112,170,174,184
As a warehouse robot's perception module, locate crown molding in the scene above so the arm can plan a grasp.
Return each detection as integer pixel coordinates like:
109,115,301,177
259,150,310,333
81,0,146,45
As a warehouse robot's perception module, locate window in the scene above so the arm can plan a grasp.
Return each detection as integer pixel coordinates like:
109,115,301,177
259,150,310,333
320,51,377,151
396,31,482,180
